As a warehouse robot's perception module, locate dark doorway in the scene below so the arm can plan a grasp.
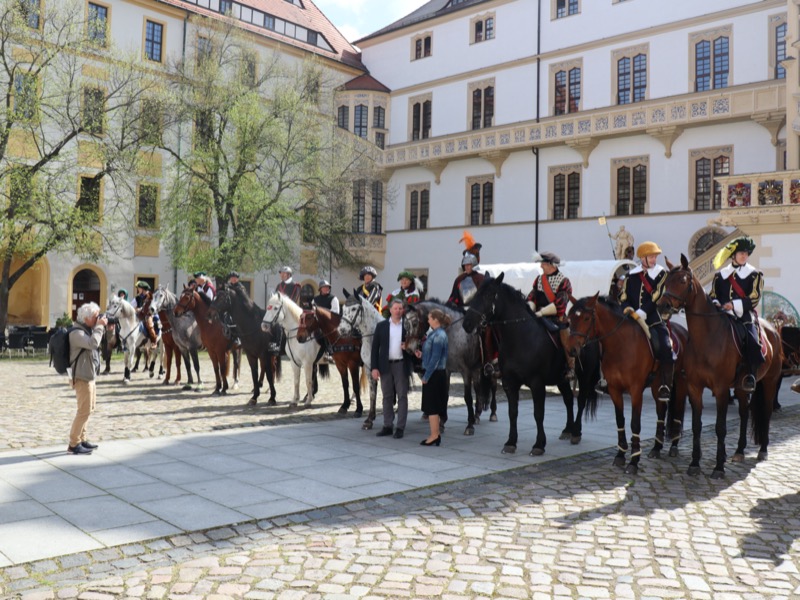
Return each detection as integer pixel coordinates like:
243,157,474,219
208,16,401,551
72,268,101,321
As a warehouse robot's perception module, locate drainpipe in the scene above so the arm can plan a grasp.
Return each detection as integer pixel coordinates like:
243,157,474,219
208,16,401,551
534,0,542,252
174,13,190,292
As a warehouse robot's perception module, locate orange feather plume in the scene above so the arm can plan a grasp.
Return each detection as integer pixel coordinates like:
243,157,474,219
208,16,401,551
459,230,476,251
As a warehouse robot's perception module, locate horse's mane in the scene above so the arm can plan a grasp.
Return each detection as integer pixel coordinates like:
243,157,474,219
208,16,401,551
596,295,624,313
271,292,303,321
419,298,465,315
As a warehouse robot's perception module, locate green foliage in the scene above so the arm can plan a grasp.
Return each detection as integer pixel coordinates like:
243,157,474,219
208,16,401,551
55,313,73,328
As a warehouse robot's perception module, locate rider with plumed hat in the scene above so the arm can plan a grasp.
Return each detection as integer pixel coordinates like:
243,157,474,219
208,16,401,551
131,280,151,310
275,266,301,303
710,235,764,392
383,271,422,318
526,251,576,380
357,266,383,313
620,241,673,400
447,230,485,307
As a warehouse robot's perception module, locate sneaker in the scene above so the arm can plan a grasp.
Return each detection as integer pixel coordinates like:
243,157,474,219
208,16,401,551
741,374,756,393
67,444,92,455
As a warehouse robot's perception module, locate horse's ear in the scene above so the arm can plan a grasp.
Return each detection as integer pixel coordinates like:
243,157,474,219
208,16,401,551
343,288,351,298
496,272,505,284
680,254,689,269
569,294,578,305
665,256,674,270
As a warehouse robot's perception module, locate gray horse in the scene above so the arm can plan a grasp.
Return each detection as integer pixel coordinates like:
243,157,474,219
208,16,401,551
404,300,493,435
151,286,204,391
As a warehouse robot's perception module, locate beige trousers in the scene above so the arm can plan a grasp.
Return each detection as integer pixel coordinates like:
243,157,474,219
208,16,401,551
69,379,96,447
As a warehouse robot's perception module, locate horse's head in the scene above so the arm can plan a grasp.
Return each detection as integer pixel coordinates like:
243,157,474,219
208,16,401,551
566,293,599,356
209,287,233,321
338,293,364,337
296,309,318,343
106,295,122,317
261,293,284,331
658,254,695,318
174,289,196,317
403,303,429,353
462,272,503,334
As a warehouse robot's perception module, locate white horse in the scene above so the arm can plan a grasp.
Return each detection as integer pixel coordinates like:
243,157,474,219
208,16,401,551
337,290,384,429
261,293,321,408
105,295,145,384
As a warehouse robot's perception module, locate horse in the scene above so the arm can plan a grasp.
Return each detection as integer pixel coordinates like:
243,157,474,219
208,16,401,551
151,286,204,391
403,300,493,435
462,273,600,456
135,294,164,379
100,317,118,374
105,296,145,384
565,293,689,474
174,288,240,396
657,254,783,478
296,305,365,417
336,290,385,430
210,284,280,406
260,292,323,408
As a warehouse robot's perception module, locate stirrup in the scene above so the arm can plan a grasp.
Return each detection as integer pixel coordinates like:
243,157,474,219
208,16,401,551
741,374,756,393
565,367,576,381
483,362,496,376
595,378,608,394
657,385,671,401
791,380,800,394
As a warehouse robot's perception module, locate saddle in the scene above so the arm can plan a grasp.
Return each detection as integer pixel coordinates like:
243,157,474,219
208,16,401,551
727,316,768,358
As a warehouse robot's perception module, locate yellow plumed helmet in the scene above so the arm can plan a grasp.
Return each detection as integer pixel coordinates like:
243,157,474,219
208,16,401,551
712,236,756,270
636,241,662,259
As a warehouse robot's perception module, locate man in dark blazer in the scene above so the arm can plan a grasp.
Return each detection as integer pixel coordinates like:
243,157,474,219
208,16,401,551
371,297,412,439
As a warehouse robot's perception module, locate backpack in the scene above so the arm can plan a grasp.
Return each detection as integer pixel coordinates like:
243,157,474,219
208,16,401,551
49,326,84,377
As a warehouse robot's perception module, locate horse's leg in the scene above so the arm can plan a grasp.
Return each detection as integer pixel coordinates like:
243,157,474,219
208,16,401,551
123,348,132,383
490,377,498,422
304,361,315,408
711,384,730,479
609,388,627,468
625,386,645,475
352,362,363,418
266,355,277,405
247,354,260,405
685,383,705,475
530,380,547,456
666,374,687,458
731,387,750,463
753,377,776,462
501,380,521,454
337,363,350,415
649,378,668,459
464,371,476,436
222,351,231,394
559,380,576,442
364,375,377,429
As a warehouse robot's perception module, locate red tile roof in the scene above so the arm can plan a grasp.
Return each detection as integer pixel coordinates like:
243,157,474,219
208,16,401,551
342,73,391,93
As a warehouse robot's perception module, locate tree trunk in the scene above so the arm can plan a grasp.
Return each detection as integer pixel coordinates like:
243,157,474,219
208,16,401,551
0,258,11,335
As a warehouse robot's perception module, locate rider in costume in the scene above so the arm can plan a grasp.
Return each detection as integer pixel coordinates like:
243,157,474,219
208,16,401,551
383,271,422,318
526,252,575,380
710,235,765,392
193,272,216,303
357,266,383,313
620,242,673,400
275,266,301,303
313,280,339,314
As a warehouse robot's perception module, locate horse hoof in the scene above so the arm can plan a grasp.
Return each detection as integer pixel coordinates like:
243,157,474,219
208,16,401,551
529,447,545,457
490,414,497,422
624,464,639,475
648,448,661,460
613,456,626,468
669,446,679,458
731,453,745,463
337,407,348,415
570,435,581,445
710,469,726,480
267,399,277,406
559,431,570,440
464,426,475,436
354,410,363,419
233,384,240,391
149,372,155,379
475,415,480,424
195,386,204,392
757,451,768,462
502,445,516,454
123,379,131,385
247,399,257,406
212,390,220,397
362,422,373,431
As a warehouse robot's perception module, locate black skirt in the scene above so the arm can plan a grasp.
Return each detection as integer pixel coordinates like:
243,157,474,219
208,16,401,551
421,369,448,416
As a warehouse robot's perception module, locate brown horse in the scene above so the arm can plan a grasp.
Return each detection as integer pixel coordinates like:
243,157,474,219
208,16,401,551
658,254,783,478
296,306,365,417
566,293,688,474
100,319,117,375
156,306,183,385
174,288,239,396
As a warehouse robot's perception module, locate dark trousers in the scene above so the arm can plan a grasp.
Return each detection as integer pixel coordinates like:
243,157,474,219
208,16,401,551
745,322,766,366
380,361,409,430
651,323,674,364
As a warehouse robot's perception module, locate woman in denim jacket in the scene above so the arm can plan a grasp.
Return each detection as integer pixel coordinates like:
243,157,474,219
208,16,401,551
415,308,450,446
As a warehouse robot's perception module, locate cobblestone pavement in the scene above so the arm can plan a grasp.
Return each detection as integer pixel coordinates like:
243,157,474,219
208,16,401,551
2,357,800,599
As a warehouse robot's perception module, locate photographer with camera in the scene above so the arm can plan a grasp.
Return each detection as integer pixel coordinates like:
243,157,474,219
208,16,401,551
67,302,107,455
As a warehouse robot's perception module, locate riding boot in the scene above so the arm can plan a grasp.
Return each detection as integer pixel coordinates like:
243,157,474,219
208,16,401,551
559,328,576,381
657,363,673,401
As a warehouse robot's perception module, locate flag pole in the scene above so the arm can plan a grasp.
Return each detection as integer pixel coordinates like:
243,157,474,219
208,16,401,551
598,213,617,259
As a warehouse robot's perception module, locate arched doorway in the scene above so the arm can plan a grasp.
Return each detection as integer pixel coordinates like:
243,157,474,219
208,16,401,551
70,266,106,321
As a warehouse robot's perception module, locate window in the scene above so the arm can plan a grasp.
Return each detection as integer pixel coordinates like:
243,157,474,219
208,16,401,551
354,104,368,138
78,176,102,218
692,147,731,211
12,72,38,122
410,96,432,140
137,184,158,228
88,3,108,47
373,106,385,129
554,0,579,19
408,186,430,230
242,53,257,87
197,35,213,67
473,15,494,43
550,165,581,220
220,0,232,14
613,158,648,216
337,105,348,130
83,87,105,135
195,109,213,148
554,67,581,115
693,32,729,92
617,54,646,104
144,20,163,62
140,99,162,145
375,132,385,149
352,180,366,233
371,181,383,234
468,177,493,226
775,21,787,79
412,33,432,60
471,84,494,130
18,0,39,29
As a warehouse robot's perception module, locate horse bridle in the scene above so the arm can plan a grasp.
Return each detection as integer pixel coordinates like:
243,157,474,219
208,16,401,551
340,300,363,332
264,296,285,325
660,268,695,312
568,304,627,347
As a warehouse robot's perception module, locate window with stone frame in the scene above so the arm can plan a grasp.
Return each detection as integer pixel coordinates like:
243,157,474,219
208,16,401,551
77,175,102,220
354,104,368,138
407,184,430,230
409,93,432,141
83,87,105,135
137,183,159,228
467,176,493,226
612,156,649,216
690,146,732,211
552,0,579,19
472,13,495,44
145,19,164,63
469,79,494,130
770,14,787,80
352,180,366,233
18,0,40,29
337,105,349,130
12,72,38,122
691,26,731,92
412,33,432,60
371,181,383,234
614,44,648,105
87,2,109,47
549,164,581,220
550,59,582,116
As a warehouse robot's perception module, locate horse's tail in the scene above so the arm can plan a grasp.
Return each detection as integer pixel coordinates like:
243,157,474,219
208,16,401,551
749,379,771,446
319,363,330,380
360,364,367,392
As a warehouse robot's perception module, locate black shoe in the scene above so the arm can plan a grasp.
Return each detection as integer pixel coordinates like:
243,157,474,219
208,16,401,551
393,428,404,439
420,436,441,446
67,444,92,455
376,427,393,437
741,374,756,393
81,441,98,450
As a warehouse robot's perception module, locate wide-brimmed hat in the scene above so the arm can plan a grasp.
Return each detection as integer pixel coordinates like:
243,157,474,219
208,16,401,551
135,280,151,291
539,251,561,266
713,236,756,269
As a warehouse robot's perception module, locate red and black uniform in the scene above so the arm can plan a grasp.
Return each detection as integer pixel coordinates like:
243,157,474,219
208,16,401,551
710,262,765,368
276,280,301,304
526,271,571,320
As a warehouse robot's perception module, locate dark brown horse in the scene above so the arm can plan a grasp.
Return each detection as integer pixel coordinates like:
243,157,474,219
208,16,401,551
174,288,239,396
658,255,783,478
296,306,365,417
156,306,183,385
100,319,117,375
566,293,689,474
